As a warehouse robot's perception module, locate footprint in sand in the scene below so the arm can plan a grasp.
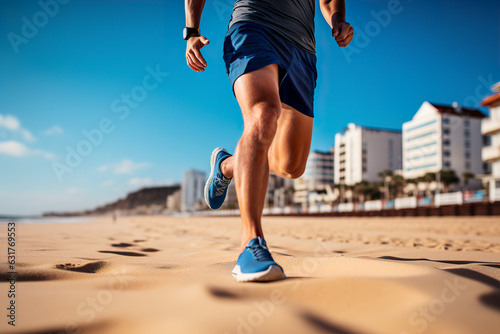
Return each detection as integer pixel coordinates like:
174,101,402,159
111,242,134,247
98,250,147,257
141,248,159,252
55,261,110,273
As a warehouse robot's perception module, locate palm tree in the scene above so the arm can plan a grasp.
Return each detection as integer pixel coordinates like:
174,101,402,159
392,174,406,198
284,185,295,206
378,169,393,200
440,170,460,193
353,181,369,203
418,172,436,198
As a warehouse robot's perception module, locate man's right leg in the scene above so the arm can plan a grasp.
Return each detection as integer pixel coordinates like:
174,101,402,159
231,63,281,252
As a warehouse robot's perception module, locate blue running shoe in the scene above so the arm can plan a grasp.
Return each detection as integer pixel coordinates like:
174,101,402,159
204,147,233,210
232,237,286,282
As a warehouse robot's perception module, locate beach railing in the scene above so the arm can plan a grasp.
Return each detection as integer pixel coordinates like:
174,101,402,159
364,200,383,211
435,192,463,207
395,197,417,210
338,203,354,212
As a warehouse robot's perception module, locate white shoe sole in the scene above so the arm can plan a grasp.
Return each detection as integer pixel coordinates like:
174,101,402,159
232,264,286,282
204,147,227,210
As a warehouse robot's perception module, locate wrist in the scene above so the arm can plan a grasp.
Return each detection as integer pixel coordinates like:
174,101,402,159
183,27,200,40
331,12,345,27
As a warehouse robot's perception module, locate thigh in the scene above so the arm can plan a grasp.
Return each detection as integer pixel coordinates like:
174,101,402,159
233,63,281,121
268,102,313,174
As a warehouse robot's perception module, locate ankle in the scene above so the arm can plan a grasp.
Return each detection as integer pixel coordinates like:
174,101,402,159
221,157,234,179
240,232,263,252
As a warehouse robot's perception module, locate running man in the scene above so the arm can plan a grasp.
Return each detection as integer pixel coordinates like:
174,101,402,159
184,0,353,282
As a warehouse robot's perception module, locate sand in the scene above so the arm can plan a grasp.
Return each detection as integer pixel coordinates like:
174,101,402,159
1,215,500,334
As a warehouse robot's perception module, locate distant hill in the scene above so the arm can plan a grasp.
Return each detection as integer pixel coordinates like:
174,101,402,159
43,185,180,217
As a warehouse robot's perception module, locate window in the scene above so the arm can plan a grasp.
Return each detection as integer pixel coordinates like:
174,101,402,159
465,162,470,170
484,163,490,173
464,119,470,127
443,118,450,125
465,141,470,149
443,150,450,157
465,151,470,160
444,161,451,168
443,140,450,146
464,130,470,138
443,128,450,135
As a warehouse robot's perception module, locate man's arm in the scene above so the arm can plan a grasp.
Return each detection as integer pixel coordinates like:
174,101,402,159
320,0,354,48
185,0,210,72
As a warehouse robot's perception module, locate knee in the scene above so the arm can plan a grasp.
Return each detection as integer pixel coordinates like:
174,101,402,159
273,160,306,179
243,102,281,147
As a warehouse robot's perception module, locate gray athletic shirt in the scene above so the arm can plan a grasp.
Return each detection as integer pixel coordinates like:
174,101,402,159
228,0,316,54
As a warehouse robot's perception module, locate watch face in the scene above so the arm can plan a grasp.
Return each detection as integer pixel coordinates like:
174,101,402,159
183,28,199,40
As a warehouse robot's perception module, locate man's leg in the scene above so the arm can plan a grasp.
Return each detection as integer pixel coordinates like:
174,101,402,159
221,103,313,180
231,64,281,251
267,102,313,179
221,64,313,251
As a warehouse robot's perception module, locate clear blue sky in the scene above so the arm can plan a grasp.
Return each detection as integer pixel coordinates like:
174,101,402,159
1,0,499,215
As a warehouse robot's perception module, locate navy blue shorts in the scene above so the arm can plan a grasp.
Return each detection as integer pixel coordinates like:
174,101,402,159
223,21,317,118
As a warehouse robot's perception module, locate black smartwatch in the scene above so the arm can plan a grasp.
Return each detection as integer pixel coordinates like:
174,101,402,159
183,27,200,40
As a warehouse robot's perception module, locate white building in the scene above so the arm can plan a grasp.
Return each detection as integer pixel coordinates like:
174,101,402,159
402,102,487,185
481,83,500,201
334,123,402,185
294,149,335,206
181,169,206,211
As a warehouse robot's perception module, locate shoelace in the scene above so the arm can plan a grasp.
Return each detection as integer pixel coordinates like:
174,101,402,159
214,175,230,196
248,246,273,261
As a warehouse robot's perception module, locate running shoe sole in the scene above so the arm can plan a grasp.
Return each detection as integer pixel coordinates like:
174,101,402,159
204,147,228,210
232,264,286,282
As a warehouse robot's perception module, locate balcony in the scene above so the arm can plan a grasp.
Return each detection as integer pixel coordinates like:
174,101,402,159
482,145,500,162
482,118,500,136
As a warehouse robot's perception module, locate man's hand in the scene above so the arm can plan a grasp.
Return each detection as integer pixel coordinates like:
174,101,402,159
186,36,210,72
332,21,354,48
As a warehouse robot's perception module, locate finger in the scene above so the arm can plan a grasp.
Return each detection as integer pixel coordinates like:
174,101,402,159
338,35,353,47
200,36,210,45
335,24,352,42
188,50,206,70
332,26,339,37
335,26,354,42
186,56,198,72
193,47,207,67
338,32,353,47
186,54,203,72
337,29,354,44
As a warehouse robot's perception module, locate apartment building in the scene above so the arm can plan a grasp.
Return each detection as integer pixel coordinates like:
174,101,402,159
294,149,334,206
402,102,486,184
334,123,402,185
481,83,500,201
181,169,206,211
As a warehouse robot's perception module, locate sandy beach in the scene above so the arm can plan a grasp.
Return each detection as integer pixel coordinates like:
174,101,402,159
1,215,500,334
